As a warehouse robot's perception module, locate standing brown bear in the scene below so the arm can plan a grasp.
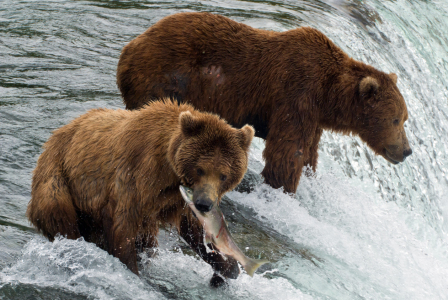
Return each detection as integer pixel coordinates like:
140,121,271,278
27,100,254,287
117,12,412,194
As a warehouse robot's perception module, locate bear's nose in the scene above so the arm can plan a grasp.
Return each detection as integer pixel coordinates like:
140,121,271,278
195,197,214,213
403,148,412,158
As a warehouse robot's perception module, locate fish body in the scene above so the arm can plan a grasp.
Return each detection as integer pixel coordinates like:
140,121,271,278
180,185,269,277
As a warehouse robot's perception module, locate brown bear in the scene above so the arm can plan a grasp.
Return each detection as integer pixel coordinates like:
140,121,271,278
116,12,412,194
27,99,255,286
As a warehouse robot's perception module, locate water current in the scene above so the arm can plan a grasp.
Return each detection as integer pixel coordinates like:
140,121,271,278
1,0,447,299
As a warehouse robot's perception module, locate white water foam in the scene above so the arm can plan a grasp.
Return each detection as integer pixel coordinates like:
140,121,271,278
1,235,312,300
227,171,448,299
0,236,162,300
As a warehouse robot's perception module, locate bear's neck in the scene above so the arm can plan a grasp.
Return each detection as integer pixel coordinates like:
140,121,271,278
318,61,369,136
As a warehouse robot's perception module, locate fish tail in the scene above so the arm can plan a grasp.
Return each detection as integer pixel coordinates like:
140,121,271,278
243,258,270,277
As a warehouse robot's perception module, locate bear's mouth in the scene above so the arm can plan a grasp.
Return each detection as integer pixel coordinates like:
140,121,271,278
383,148,400,165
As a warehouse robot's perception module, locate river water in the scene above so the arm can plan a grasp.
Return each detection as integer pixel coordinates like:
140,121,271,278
1,0,447,299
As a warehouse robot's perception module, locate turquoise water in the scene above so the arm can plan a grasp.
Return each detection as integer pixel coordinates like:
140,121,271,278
1,0,447,299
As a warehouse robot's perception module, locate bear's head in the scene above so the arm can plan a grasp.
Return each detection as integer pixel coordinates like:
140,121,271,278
356,73,412,164
169,110,254,212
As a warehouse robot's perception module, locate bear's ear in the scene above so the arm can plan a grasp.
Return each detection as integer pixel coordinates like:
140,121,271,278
179,111,204,136
359,76,379,98
389,73,398,84
238,125,255,151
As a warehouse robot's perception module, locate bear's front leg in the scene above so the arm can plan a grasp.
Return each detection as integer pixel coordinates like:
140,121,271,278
108,214,139,274
303,127,323,175
115,234,138,274
179,214,239,287
261,119,316,193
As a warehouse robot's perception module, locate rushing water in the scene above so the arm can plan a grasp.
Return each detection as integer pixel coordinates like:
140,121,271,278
1,0,447,299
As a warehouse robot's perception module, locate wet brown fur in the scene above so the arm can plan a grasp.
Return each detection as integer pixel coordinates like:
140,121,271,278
117,12,412,193
27,99,254,280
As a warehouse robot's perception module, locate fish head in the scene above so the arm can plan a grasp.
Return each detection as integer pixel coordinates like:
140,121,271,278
180,183,216,213
179,185,194,204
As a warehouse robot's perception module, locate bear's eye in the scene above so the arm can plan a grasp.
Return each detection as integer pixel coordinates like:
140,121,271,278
197,168,204,176
393,119,400,126
220,174,227,182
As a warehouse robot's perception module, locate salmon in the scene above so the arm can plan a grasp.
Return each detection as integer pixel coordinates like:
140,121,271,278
180,185,269,277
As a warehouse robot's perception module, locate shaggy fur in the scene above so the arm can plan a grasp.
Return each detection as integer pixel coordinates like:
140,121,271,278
117,12,412,193
27,100,254,285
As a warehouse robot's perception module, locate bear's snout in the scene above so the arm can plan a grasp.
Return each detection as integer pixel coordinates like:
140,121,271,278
403,147,412,158
193,184,217,213
195,196,214,213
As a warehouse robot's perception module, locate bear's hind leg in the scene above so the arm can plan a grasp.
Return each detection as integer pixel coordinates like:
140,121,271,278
27,174,80,241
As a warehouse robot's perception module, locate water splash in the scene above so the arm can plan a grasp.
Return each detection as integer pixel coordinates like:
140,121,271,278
0,236,162,300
